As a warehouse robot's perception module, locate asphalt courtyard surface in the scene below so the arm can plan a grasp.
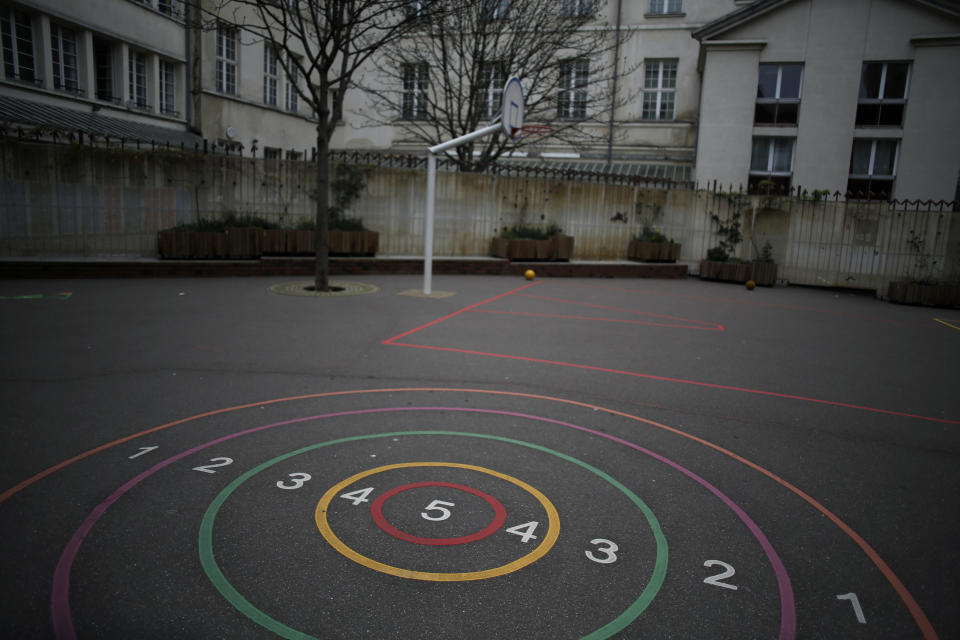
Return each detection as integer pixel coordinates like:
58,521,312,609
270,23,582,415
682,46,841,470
1,274,958,639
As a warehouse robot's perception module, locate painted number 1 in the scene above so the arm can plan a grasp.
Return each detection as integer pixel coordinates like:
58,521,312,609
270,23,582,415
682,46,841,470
837,592,867,624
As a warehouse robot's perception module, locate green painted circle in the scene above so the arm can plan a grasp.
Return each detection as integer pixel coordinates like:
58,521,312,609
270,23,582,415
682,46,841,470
199,430,668,640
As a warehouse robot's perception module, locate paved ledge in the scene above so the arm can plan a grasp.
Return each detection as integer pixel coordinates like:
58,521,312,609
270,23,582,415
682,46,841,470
0,256,688,279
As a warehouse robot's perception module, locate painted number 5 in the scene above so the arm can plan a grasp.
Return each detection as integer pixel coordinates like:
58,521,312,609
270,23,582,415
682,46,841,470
422,500,455,521
585,538,618,564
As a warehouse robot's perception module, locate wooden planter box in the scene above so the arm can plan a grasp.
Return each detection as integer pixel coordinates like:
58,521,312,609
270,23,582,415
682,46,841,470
158,229,228,259
226,227,262,259
490,235,574,261
261,229,287,255
888,281,960,308
700,260,778,286
627,240,681,263
329,230,379,256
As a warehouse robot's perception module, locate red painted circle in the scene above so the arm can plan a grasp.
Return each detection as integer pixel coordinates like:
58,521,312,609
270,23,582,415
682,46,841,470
370,481,507,546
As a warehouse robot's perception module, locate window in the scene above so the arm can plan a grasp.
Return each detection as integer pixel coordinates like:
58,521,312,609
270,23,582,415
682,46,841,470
749,137,795,191
642,59,676,120
856,62,909,127
128,50,148,108
561,0,593,18
216,24,237,94
558,59,588,119
402,62,428,119
94,39,115,101
755,63,802,125
263,46,278,106
482,0,509,20
158,0,177,16
476,61,506,119
285,58,299,112
648,0,682,15
848,139,898,199
1,8,36,83
51,24,79,93
160,60,176,114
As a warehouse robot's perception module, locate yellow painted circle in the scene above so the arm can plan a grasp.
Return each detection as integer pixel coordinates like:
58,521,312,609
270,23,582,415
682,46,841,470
315,462,560,581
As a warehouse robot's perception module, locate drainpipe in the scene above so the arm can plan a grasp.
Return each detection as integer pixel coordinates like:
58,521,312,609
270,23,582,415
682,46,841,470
605,0,623,171
184,1,194,130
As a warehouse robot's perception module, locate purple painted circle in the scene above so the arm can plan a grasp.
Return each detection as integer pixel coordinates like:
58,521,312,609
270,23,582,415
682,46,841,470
52,404,796,640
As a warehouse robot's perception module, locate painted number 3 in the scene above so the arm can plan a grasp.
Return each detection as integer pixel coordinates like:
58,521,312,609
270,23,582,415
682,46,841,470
276,472,312,490
585,538,618,564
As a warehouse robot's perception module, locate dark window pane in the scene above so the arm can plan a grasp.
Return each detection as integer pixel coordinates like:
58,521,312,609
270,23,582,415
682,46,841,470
855,103,880,126
750,137,770,171
754,102,776,124
850,140,872,174
757,65,778,98
873,140,898,176
775,102,798,125
779,64,802,99
859,63,882,99
877,103,903,126
883,63,909,99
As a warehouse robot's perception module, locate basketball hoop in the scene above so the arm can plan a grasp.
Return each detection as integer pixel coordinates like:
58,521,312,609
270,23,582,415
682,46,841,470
515,125,554,139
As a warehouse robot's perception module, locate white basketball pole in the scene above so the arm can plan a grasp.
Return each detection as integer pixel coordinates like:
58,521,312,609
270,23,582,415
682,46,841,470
423,123,502,295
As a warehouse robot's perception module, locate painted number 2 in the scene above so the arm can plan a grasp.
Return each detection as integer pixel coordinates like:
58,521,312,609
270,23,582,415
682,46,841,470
585,538,618,564
192,457,234,474
703,560,738,591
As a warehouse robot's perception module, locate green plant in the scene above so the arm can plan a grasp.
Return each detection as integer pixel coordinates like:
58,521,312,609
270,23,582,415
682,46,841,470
329,162,371,231
168,214,280,232
707,205,743,262
754,241,775,263
500,223,564,240
634,226,669,243
906,229,935,284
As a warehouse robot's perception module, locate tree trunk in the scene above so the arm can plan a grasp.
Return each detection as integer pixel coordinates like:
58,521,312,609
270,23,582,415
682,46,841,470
314,124,330,291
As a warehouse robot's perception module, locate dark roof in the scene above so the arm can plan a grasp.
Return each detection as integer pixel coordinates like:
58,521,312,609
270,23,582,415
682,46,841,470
0,95,202,147
693,0,960,41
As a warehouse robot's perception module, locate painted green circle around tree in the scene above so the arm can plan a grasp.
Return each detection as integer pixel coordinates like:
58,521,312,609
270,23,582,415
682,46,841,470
198,430,668,640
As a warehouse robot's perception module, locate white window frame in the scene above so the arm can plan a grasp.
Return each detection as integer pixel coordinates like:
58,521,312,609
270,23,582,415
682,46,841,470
558,58,588,119
848,138,899,198
1,8,37,83
561,0,593,18
51,23,79,93
263,45,278,106
402,62,428,120
160,59,176,114
648,0,682,15
856,62,910,127
128,49,148,109
478,61,506,119
755,63,802,125
285,57,299,113
749,137,796,190
642,59,676,121
216,24,237,95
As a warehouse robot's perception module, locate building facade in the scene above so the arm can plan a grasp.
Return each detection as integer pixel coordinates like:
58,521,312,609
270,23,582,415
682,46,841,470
693,0,960,201
2,0,958,201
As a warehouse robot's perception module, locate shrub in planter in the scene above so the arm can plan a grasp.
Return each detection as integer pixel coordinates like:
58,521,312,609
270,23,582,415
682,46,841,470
627,226,680,262
491,224,573,261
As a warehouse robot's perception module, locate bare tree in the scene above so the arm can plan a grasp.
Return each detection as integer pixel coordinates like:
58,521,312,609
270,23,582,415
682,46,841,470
359,0,635,172
203,0,440,291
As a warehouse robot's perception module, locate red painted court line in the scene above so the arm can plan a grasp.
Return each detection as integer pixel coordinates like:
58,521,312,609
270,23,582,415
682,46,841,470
554,281,926,326
512,293,723,328
472,309,723,331
385,341,960,425
381,283,956,424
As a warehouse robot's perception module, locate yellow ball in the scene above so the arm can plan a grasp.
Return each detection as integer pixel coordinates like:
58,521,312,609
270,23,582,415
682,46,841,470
745,280,756,290
524,269,536,280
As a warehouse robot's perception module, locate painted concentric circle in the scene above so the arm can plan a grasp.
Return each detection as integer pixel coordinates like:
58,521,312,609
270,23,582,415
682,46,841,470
370,480,508,545
316,461,557,580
